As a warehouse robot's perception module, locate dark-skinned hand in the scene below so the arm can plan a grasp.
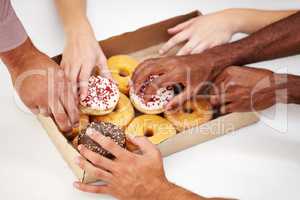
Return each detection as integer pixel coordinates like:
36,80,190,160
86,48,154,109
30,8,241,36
210,66,286,113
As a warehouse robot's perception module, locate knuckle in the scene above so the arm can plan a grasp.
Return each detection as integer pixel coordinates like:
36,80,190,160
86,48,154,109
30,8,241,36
94,157,104,166
94,168,104,178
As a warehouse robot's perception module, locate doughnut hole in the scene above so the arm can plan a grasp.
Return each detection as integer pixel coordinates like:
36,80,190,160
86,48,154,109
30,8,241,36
144,129,154,137
119,68,130,77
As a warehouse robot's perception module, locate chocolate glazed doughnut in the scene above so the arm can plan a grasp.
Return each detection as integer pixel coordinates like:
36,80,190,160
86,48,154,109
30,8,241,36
78,122,126,159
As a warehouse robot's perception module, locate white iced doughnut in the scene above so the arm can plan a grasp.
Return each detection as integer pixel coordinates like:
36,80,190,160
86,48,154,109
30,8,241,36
80,76,120,116
130,75,174,114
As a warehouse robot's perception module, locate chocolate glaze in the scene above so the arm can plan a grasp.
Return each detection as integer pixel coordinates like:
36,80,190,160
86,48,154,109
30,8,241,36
78,122,125,159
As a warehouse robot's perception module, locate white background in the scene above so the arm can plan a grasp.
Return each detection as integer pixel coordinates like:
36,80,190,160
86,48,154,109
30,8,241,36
1,0,300,200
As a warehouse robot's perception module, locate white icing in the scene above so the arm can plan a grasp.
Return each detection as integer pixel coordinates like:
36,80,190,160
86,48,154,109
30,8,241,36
80,76,120,111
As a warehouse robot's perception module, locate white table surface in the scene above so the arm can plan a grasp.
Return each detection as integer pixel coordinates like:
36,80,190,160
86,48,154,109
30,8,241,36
1,0,300,200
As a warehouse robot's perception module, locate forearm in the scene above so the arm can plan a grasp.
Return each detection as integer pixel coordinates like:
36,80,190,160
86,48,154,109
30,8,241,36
158,182,231,200
225,8,298,34
203,11,300,76
54,0,93,37
274,73,300,105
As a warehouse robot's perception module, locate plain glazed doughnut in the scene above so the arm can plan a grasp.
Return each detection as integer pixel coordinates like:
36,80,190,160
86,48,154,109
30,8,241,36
78,122,125,158
107,55,139,95
130,75,175,114
80,76,120,116
91,93,134,129
125,115,176,144
164,98,213,131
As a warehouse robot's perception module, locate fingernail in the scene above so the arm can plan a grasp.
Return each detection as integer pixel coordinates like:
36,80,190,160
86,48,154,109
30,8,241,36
73,182,79,188
80,95,86,101
75,156,81,165
73,122,79,128
159,49,164,54
86,128,96,137
86,128,92,136
78,145,83,151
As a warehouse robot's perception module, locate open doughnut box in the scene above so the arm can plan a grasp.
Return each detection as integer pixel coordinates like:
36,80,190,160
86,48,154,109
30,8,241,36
37,10,259,183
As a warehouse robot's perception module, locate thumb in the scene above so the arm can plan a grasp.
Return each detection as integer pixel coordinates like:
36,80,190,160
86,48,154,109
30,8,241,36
97,54,112,79
127,136,157,155
165,88,192,111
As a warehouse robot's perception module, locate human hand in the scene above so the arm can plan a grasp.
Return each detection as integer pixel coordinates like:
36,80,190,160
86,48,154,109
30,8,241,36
3,39,79,133
160,9,239,56
132,53,222,110
74,131,171,200
210,66,284,113
61,23,111,100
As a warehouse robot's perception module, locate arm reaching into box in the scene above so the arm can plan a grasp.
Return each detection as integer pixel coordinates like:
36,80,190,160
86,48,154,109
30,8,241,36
54,0,111,101
0,0,79,132
73,131,231,200
160,9,297,56
210,66,300,113
132,11,300,110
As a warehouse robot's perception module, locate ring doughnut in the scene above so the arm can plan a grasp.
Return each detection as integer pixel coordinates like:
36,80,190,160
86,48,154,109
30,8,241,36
125,115,176,144
78,121,126,158
107,55,139,95
80,76,120,116
130,75,175,114
164,98,213,131
91,93,134,129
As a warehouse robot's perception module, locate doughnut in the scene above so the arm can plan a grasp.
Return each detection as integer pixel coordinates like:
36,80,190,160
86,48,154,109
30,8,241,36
91,93,134,129
125,115,176,144
69,114,90,140
72,135,79,148
130,75,175,114
80,76,120,116
78,122,125,158
107,55,139,95
164,98,213,131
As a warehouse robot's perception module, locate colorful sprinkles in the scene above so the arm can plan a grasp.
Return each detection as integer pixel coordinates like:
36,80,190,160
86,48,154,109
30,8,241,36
130,75,175,111
81,76,119,111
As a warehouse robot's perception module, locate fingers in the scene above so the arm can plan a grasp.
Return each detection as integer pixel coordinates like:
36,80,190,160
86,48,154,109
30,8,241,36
30,106,40,115
79,63,94,100
190,42,210,55
75,156,112,182
78,145,114,171
86,129,128,159
143,74,172,101
167,17,197,35
177,36,201,56
165,88,192,111
210,92,236,106
51,100,72,132
132,60,167,93
60,82,79,126
128,136,158,155
159,29,191,55
73,182,109,194
220,103,238,114
38,106,51,117
97,53,112,79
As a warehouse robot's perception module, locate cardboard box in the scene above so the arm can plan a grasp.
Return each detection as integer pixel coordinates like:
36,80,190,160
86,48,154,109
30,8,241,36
38,10,259,183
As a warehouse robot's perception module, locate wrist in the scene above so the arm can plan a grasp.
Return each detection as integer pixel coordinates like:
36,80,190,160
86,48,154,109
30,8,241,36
0,38,40,81
274,73,300,104
221,8,245,34
153,179,175,200
64,18,95,41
